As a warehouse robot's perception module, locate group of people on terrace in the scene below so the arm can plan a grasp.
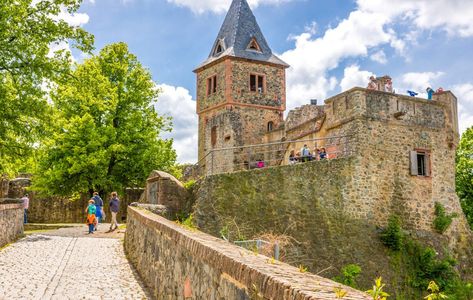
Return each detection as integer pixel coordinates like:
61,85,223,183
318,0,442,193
289,144,327,164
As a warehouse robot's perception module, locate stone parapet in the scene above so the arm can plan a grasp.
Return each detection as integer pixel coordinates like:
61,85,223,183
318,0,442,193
125,206,370,300
0,200,24,248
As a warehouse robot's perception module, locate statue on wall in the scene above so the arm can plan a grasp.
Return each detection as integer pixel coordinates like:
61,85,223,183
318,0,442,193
426,87,434,100
367,75,394,93
384,77,393,93
367,76,378,90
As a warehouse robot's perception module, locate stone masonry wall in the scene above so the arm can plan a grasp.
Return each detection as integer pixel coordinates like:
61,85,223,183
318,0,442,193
124,206,370,300
321,89,471,256
231,59,286,107
196,62,226,112
193,158,472,295
0,201,23,248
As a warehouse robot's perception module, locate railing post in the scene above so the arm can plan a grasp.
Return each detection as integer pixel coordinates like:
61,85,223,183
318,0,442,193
211,151,214,175
274,242,280,260
247,148,252,170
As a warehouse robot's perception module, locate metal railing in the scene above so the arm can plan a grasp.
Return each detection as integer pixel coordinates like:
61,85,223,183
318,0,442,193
193,135,355,177
234,239,280,260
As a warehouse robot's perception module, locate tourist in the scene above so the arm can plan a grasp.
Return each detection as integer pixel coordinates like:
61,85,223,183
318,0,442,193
319,148,327,160
289,150,297,165
21,194,29,224
314,147,320,161
295,151,301,162
92,192,104,230
109,192,120,232
85,199,96,234
300,144,310,162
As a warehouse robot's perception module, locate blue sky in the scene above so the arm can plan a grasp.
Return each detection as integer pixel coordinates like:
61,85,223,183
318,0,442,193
68,0,473,163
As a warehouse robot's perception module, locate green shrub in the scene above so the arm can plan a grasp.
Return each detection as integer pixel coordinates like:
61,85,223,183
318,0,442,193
380,215,403,251
403,239,457,290
333,264,362,288
433,202,458,234
183,179,196,191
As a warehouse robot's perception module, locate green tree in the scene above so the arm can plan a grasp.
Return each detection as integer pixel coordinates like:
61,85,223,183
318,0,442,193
0,0,94,174
456,127,473,229
34,43,176,196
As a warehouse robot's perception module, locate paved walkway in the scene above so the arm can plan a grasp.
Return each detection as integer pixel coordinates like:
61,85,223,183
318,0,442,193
0,225,150,300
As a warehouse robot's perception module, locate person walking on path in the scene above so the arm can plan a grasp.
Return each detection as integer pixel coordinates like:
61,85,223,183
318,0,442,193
92,192,104,230
85,199,97,234
20,194,29,224
109,192,120,232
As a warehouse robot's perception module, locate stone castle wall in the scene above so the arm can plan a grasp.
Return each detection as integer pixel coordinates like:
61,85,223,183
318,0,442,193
319,89,470,251
124,206,370,300
0,201,24,248
193,156,472,294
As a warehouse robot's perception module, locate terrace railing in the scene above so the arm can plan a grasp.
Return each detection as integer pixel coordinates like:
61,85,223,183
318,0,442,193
193,135,355,177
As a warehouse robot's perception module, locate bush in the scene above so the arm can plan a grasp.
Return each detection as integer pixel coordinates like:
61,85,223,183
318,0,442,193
183,179,196,191
380,215,403,251
334,264,362,288
433,202,458,234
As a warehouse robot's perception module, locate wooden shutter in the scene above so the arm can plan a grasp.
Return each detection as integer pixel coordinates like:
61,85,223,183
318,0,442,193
410,151,418,175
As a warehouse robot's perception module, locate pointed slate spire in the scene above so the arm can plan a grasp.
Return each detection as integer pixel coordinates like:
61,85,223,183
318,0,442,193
195,0,289,71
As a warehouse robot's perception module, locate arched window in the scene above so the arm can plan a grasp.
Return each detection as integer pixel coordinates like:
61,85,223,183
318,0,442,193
211,126,217,148
267,121,274,132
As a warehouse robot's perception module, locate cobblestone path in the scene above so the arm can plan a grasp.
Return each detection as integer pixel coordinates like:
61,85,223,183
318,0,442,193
0,228,150,300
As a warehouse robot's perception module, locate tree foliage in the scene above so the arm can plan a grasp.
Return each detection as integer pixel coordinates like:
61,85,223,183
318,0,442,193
34,43,177,196
456,127,473,229
0,0,94,174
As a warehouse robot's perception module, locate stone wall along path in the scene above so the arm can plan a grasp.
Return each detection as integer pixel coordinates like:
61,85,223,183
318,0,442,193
0,226,150,300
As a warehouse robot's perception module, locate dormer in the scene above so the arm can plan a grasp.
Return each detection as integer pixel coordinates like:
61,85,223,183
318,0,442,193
246,37,261,52
213,39,226,57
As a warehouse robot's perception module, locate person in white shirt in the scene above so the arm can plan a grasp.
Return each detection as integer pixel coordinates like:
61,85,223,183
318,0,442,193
20,194,29,224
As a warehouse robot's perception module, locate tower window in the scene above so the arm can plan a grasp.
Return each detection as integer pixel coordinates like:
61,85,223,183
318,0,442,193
267,121,274,132
211,126,217,148
250,74,265,93
207,75,217,96
410,150,431,177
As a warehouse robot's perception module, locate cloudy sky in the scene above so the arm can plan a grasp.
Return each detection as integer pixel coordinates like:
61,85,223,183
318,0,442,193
72,0,473,163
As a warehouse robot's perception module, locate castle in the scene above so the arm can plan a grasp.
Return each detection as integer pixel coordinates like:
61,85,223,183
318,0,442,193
194,0,472,242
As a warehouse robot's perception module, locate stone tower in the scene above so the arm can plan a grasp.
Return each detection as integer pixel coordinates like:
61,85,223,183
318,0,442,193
194,0,289,174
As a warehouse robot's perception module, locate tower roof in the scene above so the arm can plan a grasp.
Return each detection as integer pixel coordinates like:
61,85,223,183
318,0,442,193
194,0,289,71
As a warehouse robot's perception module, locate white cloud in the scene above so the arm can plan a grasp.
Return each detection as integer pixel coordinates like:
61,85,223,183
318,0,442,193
400,71,444,94
357,0,473,38
166,0,292,14
340,65,374,92
277,0,473,111
154,84,198,163
280,9,397,109
371,50,387,64
452,83,473,133
57,11,89,26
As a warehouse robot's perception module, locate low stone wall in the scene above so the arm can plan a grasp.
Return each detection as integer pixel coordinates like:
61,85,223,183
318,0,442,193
28,188,143,224
125,206,370,300
0,200,24,247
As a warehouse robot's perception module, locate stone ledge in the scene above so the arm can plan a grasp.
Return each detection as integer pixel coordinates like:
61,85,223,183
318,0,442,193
127,206,370,299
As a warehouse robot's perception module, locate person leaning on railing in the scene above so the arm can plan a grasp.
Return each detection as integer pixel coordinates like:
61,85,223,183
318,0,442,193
319,147,327,160
289,150,297,164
